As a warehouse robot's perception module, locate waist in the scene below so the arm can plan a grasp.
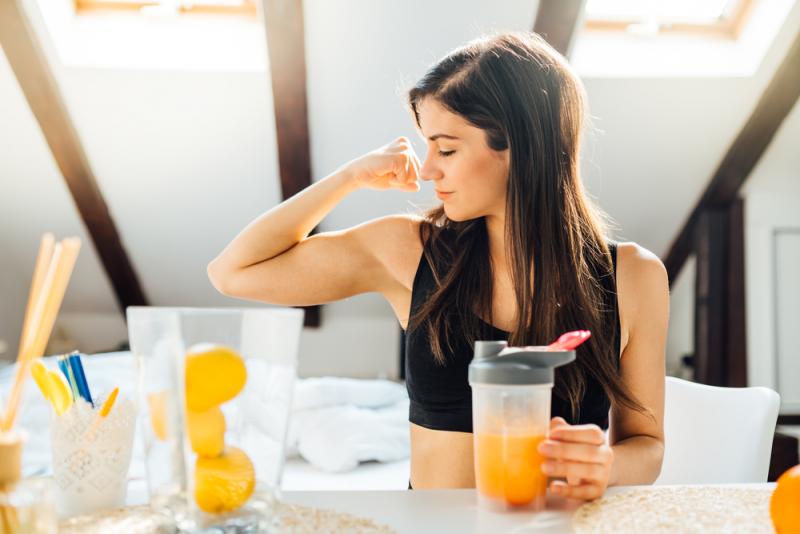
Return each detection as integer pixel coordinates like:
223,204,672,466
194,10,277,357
409,399,473,433
410,421,476,488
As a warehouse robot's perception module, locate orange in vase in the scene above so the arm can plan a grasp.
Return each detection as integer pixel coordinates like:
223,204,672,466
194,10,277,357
475,432,548,506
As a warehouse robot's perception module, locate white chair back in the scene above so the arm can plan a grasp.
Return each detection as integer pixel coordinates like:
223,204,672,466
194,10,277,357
655,376,780,484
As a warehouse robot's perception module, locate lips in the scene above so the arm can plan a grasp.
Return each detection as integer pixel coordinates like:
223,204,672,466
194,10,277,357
435,190,453,199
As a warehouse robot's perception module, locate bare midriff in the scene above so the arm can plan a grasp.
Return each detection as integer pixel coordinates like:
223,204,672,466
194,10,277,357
409,423,476,488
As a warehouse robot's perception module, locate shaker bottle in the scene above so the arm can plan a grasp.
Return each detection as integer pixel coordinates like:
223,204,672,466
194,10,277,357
469,340,575,511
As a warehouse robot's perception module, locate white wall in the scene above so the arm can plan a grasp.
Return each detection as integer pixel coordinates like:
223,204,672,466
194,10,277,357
2,0,800,380
666,256,695,379
0,0,539,377
741,99,800,412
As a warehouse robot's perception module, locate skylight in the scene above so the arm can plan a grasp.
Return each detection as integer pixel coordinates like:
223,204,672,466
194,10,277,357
586,0,734,25
584,0,751,38
572,0,796,77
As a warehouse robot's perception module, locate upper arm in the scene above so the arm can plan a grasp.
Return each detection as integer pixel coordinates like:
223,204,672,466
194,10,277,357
209,214,421,306
610,242,669,446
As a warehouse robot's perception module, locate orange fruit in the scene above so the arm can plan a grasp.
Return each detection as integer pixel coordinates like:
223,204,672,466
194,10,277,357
187,406,226,458
185,344,247,412
147,391,170,441
771,464,800,533
194,446,255,514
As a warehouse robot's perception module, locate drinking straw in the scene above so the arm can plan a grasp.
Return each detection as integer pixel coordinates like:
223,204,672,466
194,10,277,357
0,234,54,424
83,387,119,442
18,234,55,355
1,237,81,431
30,363,72,416
99,387,119,418
57,356,80,402
67,352,93,407
30,360,61,414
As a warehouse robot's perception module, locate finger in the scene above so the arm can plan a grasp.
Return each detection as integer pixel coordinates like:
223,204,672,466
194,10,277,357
549,480,603,501
550,417,569,429
398,153,419,191
390,136,410,151
389,155,409,187
549,424,605,445
538,440,612,465
541,460,607,483
407,149,421,183
401,155,415,190
566,471,582,487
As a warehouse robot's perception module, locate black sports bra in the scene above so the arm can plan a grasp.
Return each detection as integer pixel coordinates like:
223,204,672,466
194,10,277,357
403,233,621,433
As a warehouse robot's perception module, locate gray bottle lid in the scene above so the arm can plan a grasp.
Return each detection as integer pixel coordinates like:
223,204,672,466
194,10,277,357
468,340,576,385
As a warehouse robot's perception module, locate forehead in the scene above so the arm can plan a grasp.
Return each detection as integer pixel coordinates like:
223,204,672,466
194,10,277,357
416,98,473,138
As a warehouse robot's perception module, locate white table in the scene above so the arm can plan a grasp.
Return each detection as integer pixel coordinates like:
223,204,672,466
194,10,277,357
280,484,775,534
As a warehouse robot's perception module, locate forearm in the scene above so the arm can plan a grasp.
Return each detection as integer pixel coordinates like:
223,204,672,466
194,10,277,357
608,435,664,487
209,168,360,274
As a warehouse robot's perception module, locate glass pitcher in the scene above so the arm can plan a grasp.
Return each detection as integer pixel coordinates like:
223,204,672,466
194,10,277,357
128,306,303,532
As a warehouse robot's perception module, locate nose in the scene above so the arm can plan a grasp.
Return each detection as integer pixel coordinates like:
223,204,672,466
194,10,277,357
419,152,443,182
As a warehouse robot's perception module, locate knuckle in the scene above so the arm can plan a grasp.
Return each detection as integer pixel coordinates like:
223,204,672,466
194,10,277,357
590,463,605,480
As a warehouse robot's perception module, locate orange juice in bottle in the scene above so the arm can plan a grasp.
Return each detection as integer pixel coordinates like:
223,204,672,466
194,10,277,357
475,432,547,507
469,340,575,512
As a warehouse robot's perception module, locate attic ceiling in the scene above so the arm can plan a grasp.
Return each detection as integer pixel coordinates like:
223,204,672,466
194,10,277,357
1,0,799,358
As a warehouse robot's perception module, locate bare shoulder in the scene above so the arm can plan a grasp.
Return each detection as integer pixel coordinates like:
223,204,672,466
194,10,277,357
615,242,669,330
353,213,424,292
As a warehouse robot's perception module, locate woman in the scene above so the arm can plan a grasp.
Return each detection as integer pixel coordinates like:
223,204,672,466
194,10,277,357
208,31,668,501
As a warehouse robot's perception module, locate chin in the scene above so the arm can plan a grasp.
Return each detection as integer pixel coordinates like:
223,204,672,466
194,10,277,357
443,207,480,223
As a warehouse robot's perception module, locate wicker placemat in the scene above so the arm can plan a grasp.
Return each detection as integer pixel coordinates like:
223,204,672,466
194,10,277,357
58,502,395,534
572,486,774,533
59,505,175,534
278,502,395,534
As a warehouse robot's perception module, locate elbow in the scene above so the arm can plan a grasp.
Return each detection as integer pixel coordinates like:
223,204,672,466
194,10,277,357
207,258,235,296
651,438,665,483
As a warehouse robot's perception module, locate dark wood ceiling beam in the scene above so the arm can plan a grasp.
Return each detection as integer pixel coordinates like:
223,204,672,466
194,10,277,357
260,0,319,327
533,0,587,57
0,0,148,312
664,30,800,284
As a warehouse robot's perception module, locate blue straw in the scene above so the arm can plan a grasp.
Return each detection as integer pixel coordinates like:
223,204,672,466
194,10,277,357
57,356,80,402
67,352,94,407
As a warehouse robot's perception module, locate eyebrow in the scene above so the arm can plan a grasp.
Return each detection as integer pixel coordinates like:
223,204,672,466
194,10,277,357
428,133,460,141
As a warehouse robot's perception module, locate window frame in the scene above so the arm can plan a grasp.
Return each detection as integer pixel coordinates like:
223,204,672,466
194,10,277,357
73,0,258,17
583,0,754,39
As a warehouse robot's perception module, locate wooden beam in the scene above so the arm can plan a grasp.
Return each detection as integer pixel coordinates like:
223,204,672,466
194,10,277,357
725,198,747,387
533,0,587,57
664,30,800,284
261,0,319,327
692,200,747,387
0,0,148,312
693,209,728,386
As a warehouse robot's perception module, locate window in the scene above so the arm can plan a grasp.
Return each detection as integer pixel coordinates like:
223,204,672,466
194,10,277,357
584,0,754,38
74,0,258,16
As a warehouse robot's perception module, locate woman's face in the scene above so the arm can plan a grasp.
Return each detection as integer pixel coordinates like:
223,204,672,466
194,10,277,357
415,97,510,222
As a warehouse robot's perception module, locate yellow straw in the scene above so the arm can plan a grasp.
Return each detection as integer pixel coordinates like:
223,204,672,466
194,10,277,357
1,234,55,421
83,387,120,442
19,234,55,353
99,387,119,418
1,237,81,431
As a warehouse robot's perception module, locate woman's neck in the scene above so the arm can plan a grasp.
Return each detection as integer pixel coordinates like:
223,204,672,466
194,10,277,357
485,213,509,273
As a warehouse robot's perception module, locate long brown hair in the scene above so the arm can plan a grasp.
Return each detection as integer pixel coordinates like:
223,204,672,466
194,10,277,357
406,31,647,419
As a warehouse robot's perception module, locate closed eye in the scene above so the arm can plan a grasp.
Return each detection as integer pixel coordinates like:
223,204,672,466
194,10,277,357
438,150,455,157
